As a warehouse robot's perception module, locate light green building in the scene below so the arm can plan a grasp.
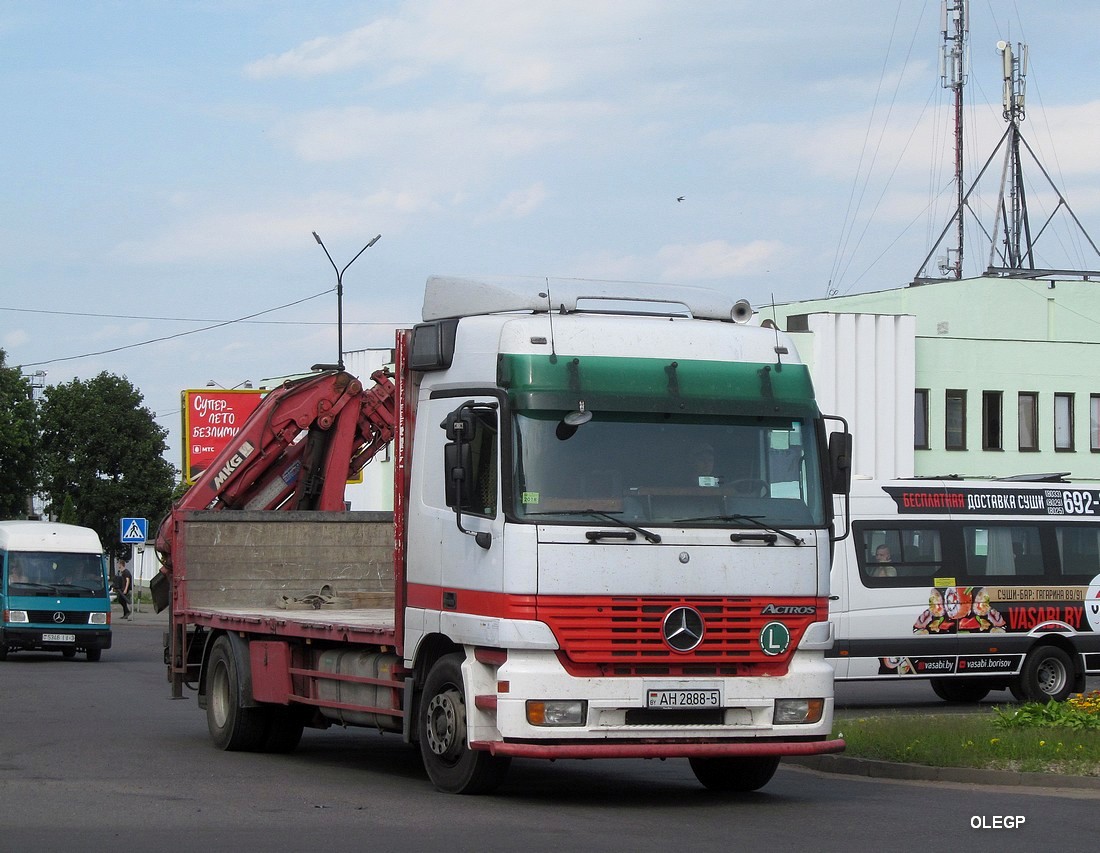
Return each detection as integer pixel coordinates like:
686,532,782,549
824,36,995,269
771,276,1100,481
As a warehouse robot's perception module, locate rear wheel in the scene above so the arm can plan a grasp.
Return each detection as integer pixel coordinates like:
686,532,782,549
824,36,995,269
1016,646,1074,703
689,755,780,792
930,678,990,704
206,636,267,751
418,653,510,794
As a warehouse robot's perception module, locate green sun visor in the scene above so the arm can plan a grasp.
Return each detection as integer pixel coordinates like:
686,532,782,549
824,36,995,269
498,354,820,418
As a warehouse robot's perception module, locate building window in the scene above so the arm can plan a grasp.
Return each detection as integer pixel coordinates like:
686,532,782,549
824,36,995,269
915,389,930,450
945,389,966,450
1054,393,1075,452
1091,395,1100,452
982,391,1002,451
1019,392,1039,452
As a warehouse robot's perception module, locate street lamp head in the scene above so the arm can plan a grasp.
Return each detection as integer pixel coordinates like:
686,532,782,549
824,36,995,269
312,231,322,245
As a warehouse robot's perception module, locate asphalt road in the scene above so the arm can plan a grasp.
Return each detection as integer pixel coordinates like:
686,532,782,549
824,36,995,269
1,611,1095,852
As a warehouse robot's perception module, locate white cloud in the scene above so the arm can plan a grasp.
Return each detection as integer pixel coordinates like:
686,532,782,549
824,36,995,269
3,328,29,350
657,239,787,280
108,190,428,265
488,183,549,220
246,1,669,96
572,239,788,284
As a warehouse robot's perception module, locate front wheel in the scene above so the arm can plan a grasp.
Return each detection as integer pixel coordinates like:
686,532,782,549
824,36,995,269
85,648,102,662
418,653,510,794
930,678,990,704
206,636,267,751
1016,646,1074,703
689,755,780,792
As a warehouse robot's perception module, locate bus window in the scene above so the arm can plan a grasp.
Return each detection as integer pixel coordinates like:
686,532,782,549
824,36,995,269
964,525,1042,577
859,527,942,580
1055,526,1100,577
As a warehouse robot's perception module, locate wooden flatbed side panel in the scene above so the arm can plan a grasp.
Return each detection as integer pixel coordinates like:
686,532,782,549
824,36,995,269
177,511,396,611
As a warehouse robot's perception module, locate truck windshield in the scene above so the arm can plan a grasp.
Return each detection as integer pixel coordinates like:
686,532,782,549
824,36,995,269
4,552,107,597
512,411,825,528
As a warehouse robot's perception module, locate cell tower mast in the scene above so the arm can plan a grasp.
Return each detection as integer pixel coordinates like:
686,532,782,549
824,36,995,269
944,0,968,279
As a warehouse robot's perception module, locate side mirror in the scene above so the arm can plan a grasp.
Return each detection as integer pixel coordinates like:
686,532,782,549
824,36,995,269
440,400,496,550
443,441,474,510
828,430,852,496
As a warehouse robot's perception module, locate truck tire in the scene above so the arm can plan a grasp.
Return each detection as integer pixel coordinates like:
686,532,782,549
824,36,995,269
930,678,990,703
85,648,102,662
688,755,780,792
418,653,510,794
0,643,7,661
1015,645,1074,703
206,636,267,751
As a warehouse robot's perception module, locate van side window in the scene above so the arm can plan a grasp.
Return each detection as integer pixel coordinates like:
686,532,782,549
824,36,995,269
859,528,942,580
964,525,1042,576
1055,526,1100,577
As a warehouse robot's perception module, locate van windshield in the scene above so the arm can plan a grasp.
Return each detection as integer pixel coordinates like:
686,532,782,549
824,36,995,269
5,552,107,597
512,411,825,528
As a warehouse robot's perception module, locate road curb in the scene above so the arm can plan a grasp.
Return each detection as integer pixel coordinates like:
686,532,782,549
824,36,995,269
786,753,1100,790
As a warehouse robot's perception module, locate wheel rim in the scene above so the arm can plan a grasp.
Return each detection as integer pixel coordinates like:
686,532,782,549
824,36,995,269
425,687,465,762
211,662,230,729
1037,657,1068,696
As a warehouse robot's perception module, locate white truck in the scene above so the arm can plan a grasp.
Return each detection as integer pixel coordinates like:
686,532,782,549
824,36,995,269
155,276,852,793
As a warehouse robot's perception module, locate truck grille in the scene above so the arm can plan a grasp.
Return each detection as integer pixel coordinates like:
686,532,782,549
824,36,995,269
27,611,85,625
537,595,820,678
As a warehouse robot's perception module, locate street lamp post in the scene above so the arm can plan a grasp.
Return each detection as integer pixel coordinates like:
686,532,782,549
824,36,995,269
311,231,382,371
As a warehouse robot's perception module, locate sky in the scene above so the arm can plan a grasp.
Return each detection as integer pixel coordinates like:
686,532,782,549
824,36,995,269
4,0,1100,472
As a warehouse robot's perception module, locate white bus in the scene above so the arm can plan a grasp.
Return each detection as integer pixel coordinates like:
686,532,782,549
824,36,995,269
831,477,1100,703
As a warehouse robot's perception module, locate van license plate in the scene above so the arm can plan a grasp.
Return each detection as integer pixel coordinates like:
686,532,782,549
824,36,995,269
646,688,722,709
43,633,76,643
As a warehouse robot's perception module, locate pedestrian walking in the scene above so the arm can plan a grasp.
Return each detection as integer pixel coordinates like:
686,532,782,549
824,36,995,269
114,558,133,620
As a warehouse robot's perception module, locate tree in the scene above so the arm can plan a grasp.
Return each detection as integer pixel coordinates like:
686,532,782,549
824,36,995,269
0,350,38,519
37,372,176,558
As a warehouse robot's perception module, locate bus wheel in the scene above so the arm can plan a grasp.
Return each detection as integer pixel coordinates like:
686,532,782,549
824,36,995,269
206,636,267,751
1017,646,1074,703
930,678,990,703
418,653,510,794
689,756,780,792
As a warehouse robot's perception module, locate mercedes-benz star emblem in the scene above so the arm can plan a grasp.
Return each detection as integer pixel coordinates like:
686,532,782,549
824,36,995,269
662,606,704,652
53,612,66,623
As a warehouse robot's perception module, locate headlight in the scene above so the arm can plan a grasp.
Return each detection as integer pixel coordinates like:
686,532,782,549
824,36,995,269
88,612,108,625
526,700,587,726
4,610,29,623
774,698,824,725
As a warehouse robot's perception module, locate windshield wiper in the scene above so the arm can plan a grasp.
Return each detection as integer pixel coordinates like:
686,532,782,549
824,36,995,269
526,509,662,544
673,513,804,545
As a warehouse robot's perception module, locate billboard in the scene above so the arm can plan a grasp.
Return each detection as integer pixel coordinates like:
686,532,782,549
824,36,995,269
181,388,265,485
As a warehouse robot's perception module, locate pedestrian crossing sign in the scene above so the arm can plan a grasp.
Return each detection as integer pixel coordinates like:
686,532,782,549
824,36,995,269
120,517,148,544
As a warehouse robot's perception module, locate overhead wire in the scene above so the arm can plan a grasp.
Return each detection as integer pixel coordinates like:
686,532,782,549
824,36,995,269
16,288,344,369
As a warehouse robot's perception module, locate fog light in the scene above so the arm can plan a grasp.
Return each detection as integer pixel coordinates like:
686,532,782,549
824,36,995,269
774,698,824,725
526,700,587,726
